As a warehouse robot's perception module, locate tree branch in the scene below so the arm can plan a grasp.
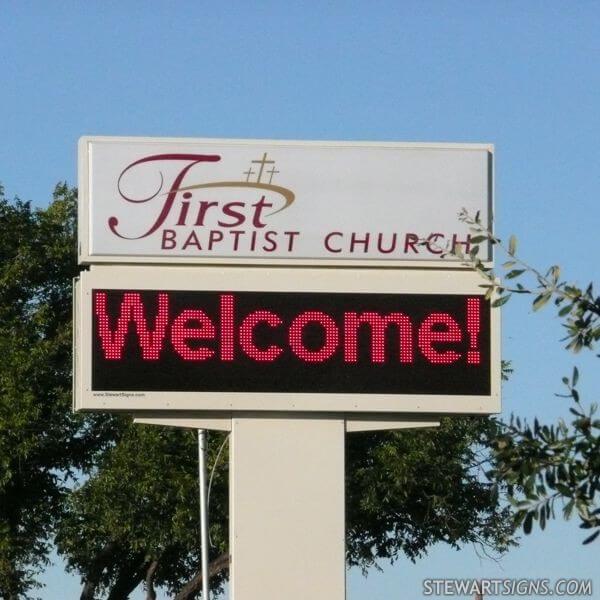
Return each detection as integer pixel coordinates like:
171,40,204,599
106,551,147,600
173,553,230,600
144,558,159,600
79,541,119,600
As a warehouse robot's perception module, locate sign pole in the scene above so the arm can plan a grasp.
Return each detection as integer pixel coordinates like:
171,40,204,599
198,429,210,599
230,415,346,600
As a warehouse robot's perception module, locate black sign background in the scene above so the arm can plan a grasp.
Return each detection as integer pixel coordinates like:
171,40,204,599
92,290,491,396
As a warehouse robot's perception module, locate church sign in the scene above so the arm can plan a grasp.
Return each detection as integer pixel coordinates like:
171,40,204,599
78,137,493,267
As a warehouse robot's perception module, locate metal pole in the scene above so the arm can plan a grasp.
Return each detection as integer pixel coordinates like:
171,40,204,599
198,429,210,600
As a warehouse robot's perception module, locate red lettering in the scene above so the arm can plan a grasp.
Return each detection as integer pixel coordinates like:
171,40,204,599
466,297,481,364
452,233,472,254
239,311,283,361
176,197,190,225
289,311,339,362
95,292,169,360
161,229,177,249
426,233,444,254
376,233,397,254
262,230,277,252
182,230,202,250
418,313,462,364
171,309,216,360
350,232,370,253
94,293,484,368
344,312,413,363
252,196,273,227
284,231,300,252
404,233,419,254
220,294,234,361
194,201,218,226
208,230,224,249
324,232,343,253
218,202,245,227
110,154,221,239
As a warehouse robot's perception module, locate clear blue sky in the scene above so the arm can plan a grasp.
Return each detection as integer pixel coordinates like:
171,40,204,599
1,2,599,598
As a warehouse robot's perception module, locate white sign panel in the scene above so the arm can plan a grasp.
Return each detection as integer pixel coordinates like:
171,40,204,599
79,137,493,266
73,266,500,415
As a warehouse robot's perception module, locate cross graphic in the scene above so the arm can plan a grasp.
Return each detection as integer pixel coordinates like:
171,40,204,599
243,167,256,182
251,152,275,183
267,166,280,184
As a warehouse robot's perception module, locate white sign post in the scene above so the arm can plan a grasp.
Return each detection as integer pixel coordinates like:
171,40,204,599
74,136,499,600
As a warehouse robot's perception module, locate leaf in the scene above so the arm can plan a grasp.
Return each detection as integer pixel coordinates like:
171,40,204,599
492,294,512,307
572,366,579,386
558,304,573,317
523,511,534,534
582,530,600,545
502,260,517,268
506,269,525,280
564,499,575,519
508,235,517,256
533,292,552,311
470,235,488,244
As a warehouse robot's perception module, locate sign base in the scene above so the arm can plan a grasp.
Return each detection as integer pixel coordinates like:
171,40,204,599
230,415,345,600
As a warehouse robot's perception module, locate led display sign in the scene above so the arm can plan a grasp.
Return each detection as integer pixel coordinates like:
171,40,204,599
74,266,500,414
92,289,490,396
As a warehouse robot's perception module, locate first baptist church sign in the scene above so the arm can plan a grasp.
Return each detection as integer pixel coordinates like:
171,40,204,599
78,137,493,266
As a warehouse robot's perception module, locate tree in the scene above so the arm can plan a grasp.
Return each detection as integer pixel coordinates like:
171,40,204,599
451,210,600,544
56,423,229,600
0,185,516,598
0,184,117,598
346,417,514,569
55,416,514,599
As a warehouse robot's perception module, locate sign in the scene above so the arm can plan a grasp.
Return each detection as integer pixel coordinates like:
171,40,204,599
74,266,500,414
79,137,493,266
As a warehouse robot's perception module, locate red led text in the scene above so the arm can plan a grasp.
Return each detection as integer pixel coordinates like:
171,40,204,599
94,292,483,366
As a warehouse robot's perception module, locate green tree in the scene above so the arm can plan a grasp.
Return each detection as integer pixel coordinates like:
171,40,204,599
56,423,229,600
452,210,600,544
0,184,117,598
55,416,514,599
346,416,514,569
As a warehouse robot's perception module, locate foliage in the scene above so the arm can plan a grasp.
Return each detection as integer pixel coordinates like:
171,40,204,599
346,416,515,571
450,210,600,543
0,184,116,598
56,423,229,599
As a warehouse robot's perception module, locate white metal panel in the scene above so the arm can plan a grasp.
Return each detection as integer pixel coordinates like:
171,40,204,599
130,414,439,432
75,265,501,415
133,415,232,431
346,415,440,432
78,136,493,268
230,416,345,600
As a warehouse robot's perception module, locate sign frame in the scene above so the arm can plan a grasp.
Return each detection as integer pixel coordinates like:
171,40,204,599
78,136,494,268
74,265,500,415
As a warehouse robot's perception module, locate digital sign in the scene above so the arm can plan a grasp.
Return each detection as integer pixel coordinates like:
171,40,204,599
74,266,500,414
92,289,490,395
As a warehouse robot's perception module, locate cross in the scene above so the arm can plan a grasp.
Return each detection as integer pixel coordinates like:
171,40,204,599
267,166,280,184
243,167,256,182
251,152,275,183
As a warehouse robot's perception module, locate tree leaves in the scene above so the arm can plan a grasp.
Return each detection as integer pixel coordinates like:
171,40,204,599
0,185,88,598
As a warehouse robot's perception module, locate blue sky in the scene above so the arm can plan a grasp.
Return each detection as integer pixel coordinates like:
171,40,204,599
1,2,599,598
